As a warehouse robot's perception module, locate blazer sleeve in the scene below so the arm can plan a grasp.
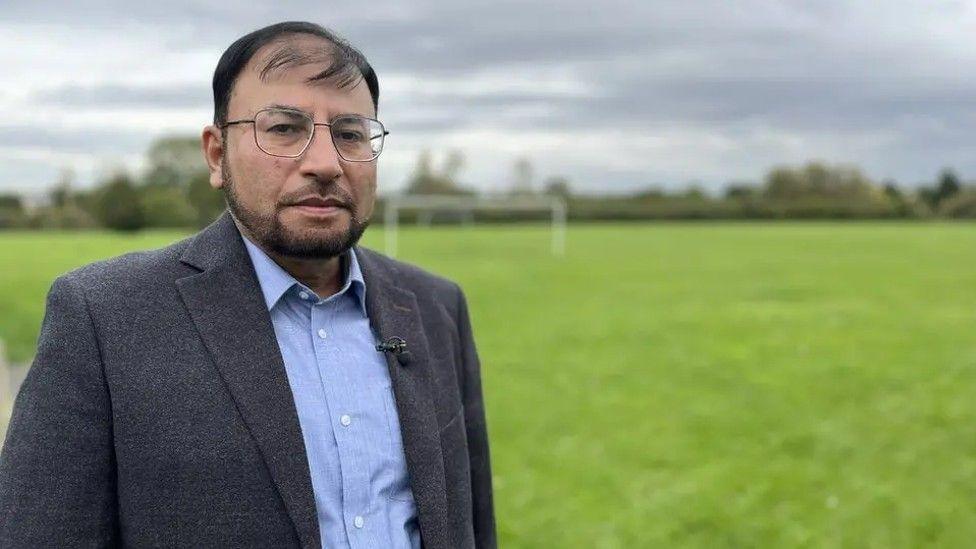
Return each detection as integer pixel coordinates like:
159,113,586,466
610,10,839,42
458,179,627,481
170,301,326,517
454,285,497,548
0,275,119,546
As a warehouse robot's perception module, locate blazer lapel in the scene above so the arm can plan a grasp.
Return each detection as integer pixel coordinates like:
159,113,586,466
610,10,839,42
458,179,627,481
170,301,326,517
175,212,320,549
356,247,452,549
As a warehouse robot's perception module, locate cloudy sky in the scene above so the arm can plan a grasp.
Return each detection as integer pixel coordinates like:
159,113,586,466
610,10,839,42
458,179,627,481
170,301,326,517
3,0,976,197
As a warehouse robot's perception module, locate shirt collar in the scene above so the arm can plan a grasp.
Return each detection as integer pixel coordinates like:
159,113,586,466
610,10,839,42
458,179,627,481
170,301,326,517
241,234,367,313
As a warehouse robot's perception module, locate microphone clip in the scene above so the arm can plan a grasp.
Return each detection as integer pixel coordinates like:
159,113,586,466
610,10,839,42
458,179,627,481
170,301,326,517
376,336,408,355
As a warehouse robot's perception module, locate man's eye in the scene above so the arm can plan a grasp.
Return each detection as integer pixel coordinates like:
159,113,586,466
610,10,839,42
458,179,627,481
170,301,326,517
268,124,301,134
336,130,365,142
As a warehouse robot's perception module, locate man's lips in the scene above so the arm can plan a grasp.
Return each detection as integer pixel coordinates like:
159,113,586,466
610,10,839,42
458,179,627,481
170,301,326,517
291,196,348,208
287,196,350,217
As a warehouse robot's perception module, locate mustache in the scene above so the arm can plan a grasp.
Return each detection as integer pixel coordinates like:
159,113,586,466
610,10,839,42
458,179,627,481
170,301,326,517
279,183,356,211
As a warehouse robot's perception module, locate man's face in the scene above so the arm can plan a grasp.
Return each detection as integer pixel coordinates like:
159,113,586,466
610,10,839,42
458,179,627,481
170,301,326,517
210,37,378,259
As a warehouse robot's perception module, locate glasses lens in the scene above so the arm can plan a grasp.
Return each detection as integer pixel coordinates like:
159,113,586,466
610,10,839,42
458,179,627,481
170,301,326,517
331,115,385,161
254,109,312,156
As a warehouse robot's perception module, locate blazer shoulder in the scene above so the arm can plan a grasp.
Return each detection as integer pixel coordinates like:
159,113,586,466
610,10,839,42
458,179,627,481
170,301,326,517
57,234,196,297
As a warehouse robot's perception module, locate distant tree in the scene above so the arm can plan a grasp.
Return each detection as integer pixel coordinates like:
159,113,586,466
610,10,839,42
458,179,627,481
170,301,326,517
764,166,807,199
681,184,708,200
0,193,26,228
806,162,831,194
725,182,759,200
882,180,903,201
917,187,938,210
405,150,445,194
73,187,102,224
763,161,877,200
543,176,572,198
138,135,224,227
96,171,145,231
919,168,963,210
828,165,876,199
632,186,666,200
511,157,534,195
882,180,913,218
443,149,465,184
29,168,100,229
404,149,473,195
30,203,97,230
939,187,976,218
935,168,962,204
0,194,22,210
414,150,434,179
187,171,227,227
144,136,207,188
48,168,75,208
141,184,197,228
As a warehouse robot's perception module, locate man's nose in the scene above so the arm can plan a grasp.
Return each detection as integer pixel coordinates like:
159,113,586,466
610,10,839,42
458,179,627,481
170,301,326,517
299,126,344,180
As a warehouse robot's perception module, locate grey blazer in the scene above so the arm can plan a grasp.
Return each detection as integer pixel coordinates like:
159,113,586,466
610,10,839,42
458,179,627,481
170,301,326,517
0,211,496,548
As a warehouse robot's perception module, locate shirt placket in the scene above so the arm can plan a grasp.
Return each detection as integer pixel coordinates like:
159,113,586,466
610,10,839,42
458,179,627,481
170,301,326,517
311,296,373,547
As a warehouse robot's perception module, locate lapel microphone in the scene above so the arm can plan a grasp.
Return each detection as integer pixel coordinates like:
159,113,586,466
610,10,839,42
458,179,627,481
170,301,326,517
376,336,411,366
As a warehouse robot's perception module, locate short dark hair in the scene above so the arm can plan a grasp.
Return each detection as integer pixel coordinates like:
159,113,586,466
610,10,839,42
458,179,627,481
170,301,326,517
212,21,380,125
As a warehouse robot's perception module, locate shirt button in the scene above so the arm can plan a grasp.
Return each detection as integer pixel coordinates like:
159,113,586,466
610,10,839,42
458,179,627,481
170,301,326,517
299,291,310,300
340,414,351,426
317,328,328,339
354,515,365,529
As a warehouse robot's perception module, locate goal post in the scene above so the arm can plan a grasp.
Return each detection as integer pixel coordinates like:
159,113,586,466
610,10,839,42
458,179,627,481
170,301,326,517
382,194,567,258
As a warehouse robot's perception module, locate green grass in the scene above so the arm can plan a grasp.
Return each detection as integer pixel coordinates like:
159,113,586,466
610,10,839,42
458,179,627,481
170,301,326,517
2,222,975,547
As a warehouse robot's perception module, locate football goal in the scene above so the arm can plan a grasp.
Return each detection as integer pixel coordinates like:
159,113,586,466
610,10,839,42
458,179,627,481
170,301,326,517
381,194,567,258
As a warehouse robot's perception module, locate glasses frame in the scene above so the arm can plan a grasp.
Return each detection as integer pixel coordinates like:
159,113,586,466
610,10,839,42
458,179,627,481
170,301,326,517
221,107,390,162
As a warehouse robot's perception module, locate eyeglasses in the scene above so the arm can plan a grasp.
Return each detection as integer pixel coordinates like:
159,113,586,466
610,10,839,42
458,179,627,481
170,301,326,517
221,107,389,162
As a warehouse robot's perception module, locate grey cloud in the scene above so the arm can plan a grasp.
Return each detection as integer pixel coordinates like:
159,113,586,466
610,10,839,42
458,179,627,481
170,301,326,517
0,158,61,194
0,126,151,156
34,84,209,109
4,0,976,191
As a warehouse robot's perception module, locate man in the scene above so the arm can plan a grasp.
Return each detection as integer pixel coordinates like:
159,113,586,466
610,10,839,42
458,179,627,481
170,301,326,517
0,21,495,548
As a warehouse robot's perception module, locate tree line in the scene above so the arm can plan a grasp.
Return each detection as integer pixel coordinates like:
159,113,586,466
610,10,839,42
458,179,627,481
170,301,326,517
1,137,974,231
0,137,224,231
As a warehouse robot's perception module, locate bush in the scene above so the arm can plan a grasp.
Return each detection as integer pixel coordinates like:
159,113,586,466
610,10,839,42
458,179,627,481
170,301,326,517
140,184,197,228
28,204,98,229
186,172,227,228
95,173,145,231
939,190,976,218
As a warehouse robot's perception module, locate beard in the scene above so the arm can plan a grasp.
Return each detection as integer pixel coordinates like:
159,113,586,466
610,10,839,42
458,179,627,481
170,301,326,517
220,157,370,260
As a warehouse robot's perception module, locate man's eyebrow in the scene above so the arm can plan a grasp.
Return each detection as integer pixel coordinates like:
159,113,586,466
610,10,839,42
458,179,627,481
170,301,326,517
264,103,308,113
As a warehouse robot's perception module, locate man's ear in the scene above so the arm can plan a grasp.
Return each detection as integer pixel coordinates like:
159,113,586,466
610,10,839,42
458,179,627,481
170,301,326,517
201,125,225,190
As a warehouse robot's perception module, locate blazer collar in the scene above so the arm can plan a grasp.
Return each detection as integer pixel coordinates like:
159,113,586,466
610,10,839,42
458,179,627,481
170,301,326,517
177,211,321,548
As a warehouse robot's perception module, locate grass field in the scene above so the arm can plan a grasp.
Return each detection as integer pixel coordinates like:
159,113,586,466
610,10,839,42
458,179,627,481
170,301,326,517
2,222,975,547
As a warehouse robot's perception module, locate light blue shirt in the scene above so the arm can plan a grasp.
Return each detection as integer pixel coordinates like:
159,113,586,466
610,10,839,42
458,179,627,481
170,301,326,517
242,236,421,549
